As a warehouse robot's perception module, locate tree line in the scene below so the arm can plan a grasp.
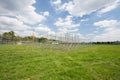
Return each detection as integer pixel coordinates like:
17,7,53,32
0,31,120,44
91,41,120,44
0,31,49,44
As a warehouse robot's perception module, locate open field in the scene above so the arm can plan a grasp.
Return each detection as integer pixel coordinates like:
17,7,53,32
0,44,120,80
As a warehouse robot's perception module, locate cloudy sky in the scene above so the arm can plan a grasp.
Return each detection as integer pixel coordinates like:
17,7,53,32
0,0,120,41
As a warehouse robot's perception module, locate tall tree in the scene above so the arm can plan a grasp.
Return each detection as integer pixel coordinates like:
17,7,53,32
38,37,48,43
3,32,9,43
2,31,15,43
9,31,15,41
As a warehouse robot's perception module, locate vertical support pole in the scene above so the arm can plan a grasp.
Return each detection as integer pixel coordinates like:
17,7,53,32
32,29,35,43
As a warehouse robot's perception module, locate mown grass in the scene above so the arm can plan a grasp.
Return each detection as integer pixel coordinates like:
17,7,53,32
0,44,120,80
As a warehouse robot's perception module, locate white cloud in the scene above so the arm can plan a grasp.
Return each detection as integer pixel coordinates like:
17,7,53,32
58,28,79,33
54,15,80,34
98,0,120,14
0,17,55,37
0,0,35,15
0,16,33,37
93,20,120,41
0,0,48,24
16,12,46,24
54,0,118,17
35,24,55,36
0,16,31,31
54,15,80,28
94,20,119,28
93,29,120,41
43,11,49,17
80,18,89,22
35,24,51,33
51,0,61,5
15,30,33,37
0,0,52,37
16,24,55,37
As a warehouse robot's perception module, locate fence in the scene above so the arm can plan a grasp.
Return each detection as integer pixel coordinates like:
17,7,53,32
0,33,93,50
38,33,92,50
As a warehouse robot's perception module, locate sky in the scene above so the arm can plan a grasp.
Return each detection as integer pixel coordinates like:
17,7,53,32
0,0,120,41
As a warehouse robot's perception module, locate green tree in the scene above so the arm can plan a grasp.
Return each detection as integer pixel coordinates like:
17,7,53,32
2,31,16,43
38,37,48,43
9,31,15,41
23,36,33,41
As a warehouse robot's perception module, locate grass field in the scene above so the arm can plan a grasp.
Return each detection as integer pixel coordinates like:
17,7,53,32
0,44,120,80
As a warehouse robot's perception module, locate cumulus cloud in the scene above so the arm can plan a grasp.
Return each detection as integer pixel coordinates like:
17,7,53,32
35,24,55,36
54,15,80,28
94,20,119,28
0,16,54,37
0,0,48,24
80,18,89,22
0,0,52,37
98,0,120,14
52,0,119,17
0,18,31,37
58,28,79,33
93,20,120,41
0,16,31,31
51,0,61,5
0,16,33,36
0,0,34,15
43,11,50,17
54,15,80,34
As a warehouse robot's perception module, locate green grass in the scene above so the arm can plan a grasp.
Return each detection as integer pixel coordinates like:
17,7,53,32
0,44,120,80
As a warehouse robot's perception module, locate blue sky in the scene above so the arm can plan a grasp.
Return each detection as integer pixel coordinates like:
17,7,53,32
0,0,120,41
